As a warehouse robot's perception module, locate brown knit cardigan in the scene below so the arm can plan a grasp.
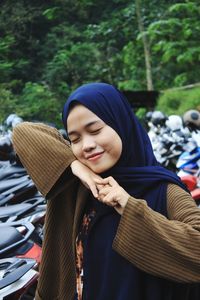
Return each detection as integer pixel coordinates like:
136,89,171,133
12,122,200,300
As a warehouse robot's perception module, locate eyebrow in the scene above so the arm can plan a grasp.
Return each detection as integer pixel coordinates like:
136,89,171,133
68,120,102,136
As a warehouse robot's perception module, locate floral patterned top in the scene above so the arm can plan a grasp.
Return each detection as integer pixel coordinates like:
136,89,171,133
75,207,96,300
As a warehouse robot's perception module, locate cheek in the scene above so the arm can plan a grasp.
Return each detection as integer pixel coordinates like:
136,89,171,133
104,133,122,160
112,142,122,160
71,144,82,159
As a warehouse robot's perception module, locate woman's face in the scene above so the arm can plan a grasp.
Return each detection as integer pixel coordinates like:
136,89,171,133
67,104,122,174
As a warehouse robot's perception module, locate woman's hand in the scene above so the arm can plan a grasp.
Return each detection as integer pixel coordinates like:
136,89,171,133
70,160,103,198
95,176,130,215
71,162,130,214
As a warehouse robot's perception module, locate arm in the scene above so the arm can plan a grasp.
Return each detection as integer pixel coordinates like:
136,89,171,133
113,184,200,283
12,122,76,197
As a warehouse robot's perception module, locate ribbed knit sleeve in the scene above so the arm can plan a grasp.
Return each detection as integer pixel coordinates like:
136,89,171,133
113,183,200,283
12,122,76,196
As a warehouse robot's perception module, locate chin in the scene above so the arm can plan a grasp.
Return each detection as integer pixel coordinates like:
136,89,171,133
90,167,104,174
90,164,112,174
93,168,104,174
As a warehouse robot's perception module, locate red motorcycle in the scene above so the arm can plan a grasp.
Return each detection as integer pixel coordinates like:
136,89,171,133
0,221,42,299
181,173,200,204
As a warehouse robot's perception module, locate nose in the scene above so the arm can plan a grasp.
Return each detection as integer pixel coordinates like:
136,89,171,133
82,135,96,152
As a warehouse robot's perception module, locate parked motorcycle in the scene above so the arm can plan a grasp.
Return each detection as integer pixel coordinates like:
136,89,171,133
0,116,46,299
0,257,38,300
0,220,42,299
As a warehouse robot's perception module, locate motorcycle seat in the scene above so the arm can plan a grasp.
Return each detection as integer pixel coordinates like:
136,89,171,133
0,227,22,251
0,175,29,193
0,203,32,218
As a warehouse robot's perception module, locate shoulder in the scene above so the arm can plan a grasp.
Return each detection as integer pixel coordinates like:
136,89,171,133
167,183,193,203
167,183,200,221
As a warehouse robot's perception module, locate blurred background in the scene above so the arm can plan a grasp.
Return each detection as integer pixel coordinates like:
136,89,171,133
0,0,199,127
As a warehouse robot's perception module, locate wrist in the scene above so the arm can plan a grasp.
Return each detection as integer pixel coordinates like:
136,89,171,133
70,159,79,174
70,159,78,167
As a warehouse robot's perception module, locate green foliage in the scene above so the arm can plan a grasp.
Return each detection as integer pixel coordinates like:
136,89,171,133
0,35,15,81
135,107,147,122
169,2,199,16
43,43,101,92
147,1,200,88
43,7,60,20
0,85,18,123
156,87,200,116
18,82,62,126
0,0,199,125
119,41,147,90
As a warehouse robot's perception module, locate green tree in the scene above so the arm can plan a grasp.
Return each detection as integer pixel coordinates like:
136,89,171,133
147,1,200,88
0,85,18,123
135,0,153,90
18,82,62,126
0,0,198,126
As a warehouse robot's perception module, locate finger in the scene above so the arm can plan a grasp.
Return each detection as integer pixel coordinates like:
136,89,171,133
96,183,110,191
94,178,106,185
96,183,105,191
97,176,117,187
103,200,116,207
97,194,116,207
98,186,112,197
88,182,99,198
93,175,103,182
102,191,118,204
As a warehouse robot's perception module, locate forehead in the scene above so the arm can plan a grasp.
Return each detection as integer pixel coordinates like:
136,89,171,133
67,104,102,130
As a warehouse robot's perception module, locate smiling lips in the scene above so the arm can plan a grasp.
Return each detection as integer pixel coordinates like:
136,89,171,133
86,151,104,161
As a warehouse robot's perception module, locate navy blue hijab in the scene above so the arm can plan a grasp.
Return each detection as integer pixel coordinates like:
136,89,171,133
62,82,187,213
62,83,198,300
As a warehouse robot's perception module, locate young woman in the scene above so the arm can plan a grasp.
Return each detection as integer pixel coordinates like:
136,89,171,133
13,83,200,300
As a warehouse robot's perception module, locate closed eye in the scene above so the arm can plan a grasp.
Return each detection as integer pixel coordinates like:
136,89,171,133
70,136,80,144
69,126,103,143
90,128,102,134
